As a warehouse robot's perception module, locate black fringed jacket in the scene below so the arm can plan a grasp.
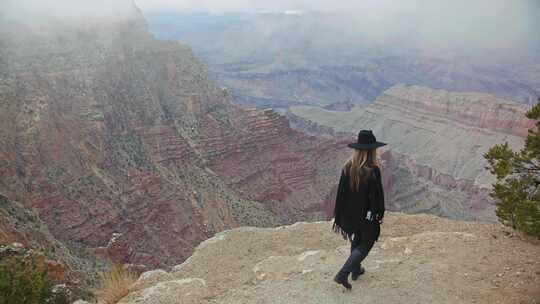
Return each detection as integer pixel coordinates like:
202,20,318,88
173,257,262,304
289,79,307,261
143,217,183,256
332,165,385,242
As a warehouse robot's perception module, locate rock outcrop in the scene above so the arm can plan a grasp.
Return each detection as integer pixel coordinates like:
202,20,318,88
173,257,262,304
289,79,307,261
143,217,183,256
0,1,349,268
119,212,540,304
289,85,534,221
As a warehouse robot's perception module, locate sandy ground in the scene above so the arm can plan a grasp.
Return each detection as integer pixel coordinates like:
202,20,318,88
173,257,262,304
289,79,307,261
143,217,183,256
118,212,540,304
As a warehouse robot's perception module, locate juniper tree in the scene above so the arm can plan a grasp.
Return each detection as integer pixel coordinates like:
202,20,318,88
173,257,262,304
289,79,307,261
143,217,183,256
484,99,540,237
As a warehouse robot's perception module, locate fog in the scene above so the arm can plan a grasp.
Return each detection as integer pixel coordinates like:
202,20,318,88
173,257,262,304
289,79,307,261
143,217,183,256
1,0,538,59
2,0,538,51
136,0,533,16
138,0,539,56
1,0,140,21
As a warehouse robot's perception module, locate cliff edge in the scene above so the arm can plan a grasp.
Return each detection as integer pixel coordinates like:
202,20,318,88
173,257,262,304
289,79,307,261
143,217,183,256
118,212,539,304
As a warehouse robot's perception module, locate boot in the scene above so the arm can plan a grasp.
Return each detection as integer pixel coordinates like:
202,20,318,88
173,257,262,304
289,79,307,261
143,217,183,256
351,266,365,281
333,272,352,290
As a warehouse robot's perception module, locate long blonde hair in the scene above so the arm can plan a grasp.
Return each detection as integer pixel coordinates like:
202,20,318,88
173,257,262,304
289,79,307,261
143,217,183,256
344,148,378,191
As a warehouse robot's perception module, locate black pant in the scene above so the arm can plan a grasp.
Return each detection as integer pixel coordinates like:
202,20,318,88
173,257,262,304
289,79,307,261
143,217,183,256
337,229,376,277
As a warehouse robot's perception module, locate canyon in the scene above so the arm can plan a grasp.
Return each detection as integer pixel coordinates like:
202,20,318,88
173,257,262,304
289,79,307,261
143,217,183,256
290,85,534,221
0,1,538,301
147,11,540,108
0,3,349,273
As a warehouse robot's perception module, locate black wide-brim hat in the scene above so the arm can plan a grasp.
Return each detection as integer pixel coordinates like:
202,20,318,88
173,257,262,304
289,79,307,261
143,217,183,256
348,130,387,149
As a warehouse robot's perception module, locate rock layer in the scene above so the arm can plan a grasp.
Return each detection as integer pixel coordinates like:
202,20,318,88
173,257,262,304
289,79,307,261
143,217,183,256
289,85,534,221
0,2,348,268
380,85,535,137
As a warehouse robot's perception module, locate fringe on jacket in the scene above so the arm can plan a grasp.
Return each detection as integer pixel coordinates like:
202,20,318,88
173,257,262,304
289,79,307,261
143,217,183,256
332,221,354,241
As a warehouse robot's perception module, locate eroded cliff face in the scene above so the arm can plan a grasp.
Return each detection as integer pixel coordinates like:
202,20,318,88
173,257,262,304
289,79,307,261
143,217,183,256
289,85,534,221
1,9,219,268
0,4,349,268
380,85,535,137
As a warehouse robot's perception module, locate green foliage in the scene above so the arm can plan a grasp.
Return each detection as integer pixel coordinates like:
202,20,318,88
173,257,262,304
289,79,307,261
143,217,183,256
108,131,153,170
484,99,540,237
484,143,516,179
0,255,69,304
525,102,540,158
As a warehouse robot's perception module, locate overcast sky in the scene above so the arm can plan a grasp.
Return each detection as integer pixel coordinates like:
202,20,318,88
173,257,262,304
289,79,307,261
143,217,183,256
134,0,539,52
3,0,537,26
1,0,538,55
135,0,389,13
135,0,535,15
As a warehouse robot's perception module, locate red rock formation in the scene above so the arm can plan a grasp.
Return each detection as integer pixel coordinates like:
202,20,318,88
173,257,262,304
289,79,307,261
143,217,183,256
200,107,349,221
0,3,348,269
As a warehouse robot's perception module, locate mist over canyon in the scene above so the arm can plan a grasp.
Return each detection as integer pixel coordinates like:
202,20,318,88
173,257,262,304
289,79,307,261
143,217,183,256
145,5,540,108
0,0,538,300
143,5,538,222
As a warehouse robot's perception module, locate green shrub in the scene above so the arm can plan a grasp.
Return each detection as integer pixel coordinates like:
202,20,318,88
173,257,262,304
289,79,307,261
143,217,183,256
0,255,69,304
484,99,540,237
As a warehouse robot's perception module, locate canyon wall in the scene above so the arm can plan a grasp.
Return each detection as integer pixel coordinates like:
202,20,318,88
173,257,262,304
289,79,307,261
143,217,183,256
0,3,349,269
380,85,535,137
289,85,534,221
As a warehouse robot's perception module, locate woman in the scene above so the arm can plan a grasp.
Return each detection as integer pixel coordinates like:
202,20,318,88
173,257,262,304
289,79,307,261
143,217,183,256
332,129,386,290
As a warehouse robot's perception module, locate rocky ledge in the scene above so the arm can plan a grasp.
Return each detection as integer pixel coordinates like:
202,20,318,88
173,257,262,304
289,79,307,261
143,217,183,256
118,212,539,304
